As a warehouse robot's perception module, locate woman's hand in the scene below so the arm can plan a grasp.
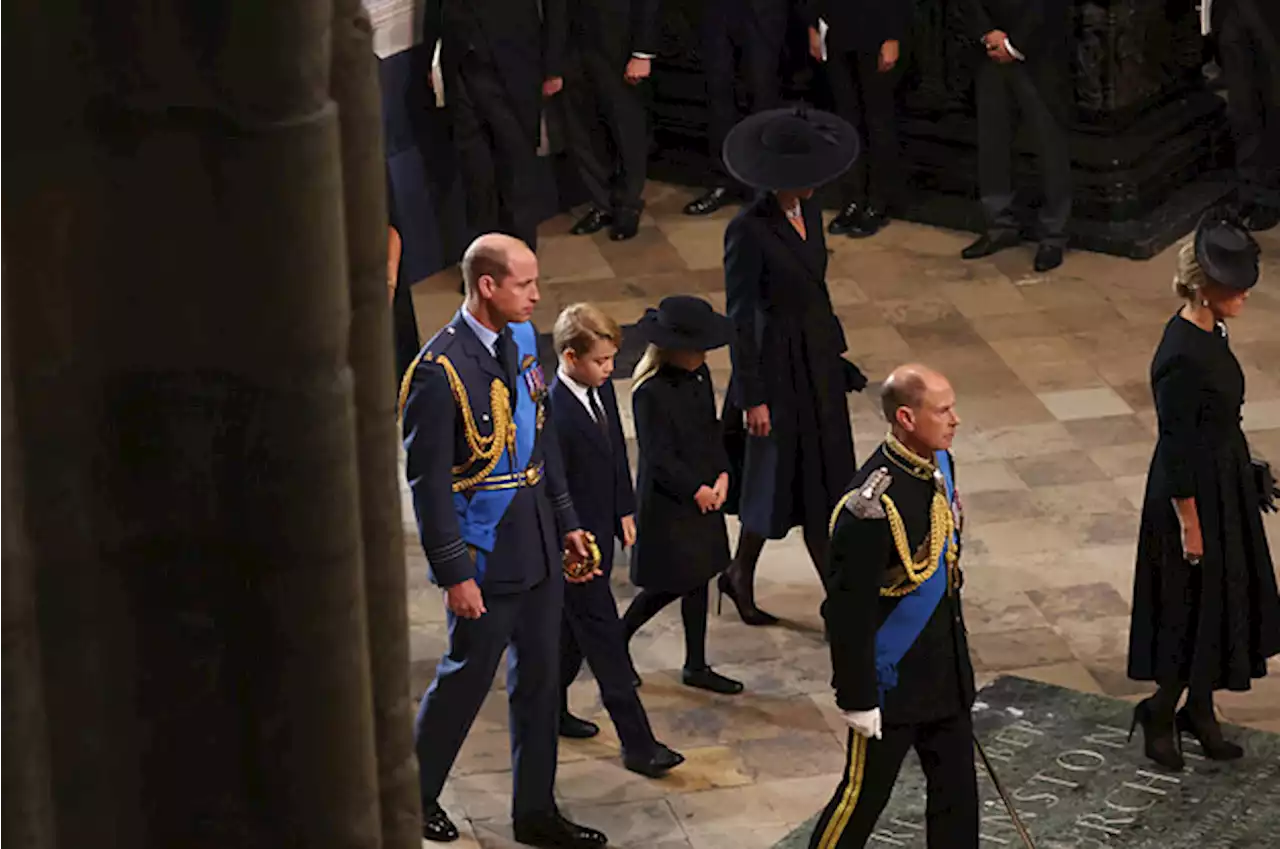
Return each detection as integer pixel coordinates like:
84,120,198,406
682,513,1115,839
746,404,771,438
694,485,719,514
1181,524,1204,565
620,514,637,548
712,473,729,509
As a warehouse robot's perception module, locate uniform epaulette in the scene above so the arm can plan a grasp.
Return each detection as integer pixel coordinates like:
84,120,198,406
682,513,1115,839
828,467,892,535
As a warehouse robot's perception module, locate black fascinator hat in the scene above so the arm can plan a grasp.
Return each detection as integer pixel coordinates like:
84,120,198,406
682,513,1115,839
722,105,860,191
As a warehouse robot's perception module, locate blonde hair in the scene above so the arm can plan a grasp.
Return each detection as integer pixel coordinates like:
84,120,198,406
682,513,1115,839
553,302,622,358
1173,238,1210,302
631,344,668,387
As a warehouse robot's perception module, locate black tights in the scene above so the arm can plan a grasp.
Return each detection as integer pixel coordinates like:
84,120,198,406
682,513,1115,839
1151,680,1216,720
733,526,831,580
622,583,710,671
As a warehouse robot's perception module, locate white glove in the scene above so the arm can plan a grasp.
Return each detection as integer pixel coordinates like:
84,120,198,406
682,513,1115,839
840,707,882,740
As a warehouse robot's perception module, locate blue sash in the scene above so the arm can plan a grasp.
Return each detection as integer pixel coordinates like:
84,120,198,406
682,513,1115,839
452,321,541,583
874,450,956,701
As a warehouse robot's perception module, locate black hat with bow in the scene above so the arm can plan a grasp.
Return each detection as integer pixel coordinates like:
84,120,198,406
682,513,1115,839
1194,211,1261,290
634,296,732,352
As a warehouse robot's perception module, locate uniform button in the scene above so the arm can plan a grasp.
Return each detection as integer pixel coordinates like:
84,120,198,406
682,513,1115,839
447,327,455,334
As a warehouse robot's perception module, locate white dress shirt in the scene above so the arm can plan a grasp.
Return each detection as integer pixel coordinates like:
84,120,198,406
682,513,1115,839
461,307,500,358
556,365,602,421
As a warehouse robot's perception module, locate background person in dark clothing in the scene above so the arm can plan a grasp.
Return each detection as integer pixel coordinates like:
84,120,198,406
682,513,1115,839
682,0,790,216
424,0,566,251
562,0,659,241
1126,217,1280,773
803,0,909,238
961,0,1072,273
811,365,977,849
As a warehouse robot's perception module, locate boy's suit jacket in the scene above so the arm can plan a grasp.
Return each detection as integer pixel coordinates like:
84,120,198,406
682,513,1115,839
549,376,636,575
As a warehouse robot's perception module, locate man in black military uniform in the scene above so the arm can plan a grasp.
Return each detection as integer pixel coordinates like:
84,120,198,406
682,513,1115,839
424,0,566,251
1206,0,1280,231
811,364,978,849
401,233,607,848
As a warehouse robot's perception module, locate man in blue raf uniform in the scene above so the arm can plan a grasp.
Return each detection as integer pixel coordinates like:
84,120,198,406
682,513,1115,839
811,364,978,849
401,233,608,848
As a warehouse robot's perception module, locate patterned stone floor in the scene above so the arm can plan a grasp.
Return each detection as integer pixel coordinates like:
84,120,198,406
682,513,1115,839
402,182,1280,847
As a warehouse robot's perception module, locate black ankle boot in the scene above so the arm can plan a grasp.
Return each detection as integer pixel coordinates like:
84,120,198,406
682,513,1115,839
1176,705,1244,760
1129,697,1184,771
716,567,779,626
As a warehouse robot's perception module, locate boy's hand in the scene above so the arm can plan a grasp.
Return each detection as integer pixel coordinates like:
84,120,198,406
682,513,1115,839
694,485,719,514
620,514,637,548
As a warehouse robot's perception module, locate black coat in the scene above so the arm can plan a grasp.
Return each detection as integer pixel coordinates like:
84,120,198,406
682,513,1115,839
1128,315,1280,691
402,313,579,593
631,363,732,595
824,443,976,725
568,0,660,64
801,0,911,54
548,377,636,575
724,193,857,539
423,0,566,138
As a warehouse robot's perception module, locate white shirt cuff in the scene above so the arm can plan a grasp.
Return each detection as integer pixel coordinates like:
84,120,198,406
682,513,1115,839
631,52,655,59
1004,38,1026,61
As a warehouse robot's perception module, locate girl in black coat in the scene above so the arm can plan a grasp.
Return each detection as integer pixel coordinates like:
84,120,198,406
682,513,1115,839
1127,217,1280,771
623,297,744,695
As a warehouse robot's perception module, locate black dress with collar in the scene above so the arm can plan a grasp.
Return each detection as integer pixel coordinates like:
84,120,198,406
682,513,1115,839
1128,313,1280,691
723,192,857,539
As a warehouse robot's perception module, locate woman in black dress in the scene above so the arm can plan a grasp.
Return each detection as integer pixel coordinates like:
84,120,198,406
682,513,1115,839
717,106,869,625
624,296,744,695
1128,216,1280,771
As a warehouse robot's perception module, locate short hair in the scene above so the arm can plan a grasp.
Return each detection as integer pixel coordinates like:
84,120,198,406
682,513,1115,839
460,240,512,296
880,371,929,423
553,303,622,356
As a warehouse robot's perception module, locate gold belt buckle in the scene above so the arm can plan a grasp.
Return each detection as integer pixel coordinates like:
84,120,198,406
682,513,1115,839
524,465,541,486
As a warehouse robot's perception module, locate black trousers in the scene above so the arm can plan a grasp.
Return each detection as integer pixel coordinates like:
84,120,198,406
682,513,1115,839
415,574,562,818
827,48,901,212
702,2,787,181
622,582,711,671
563,48,649,216
975,61,1071,247
560,570,659,759
445,52,541,251
1218,9,1280,212
809,713,979,849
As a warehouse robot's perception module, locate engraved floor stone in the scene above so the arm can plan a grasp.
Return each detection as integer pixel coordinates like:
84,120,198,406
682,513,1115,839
770,677,1280,849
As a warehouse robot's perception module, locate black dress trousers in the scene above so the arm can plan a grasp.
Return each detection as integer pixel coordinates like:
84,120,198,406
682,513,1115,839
826,48,901,213
563,48,649,216
1217,3,1280,213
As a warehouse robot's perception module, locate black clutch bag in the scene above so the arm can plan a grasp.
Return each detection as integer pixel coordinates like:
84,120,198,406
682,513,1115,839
1254,459,1279,514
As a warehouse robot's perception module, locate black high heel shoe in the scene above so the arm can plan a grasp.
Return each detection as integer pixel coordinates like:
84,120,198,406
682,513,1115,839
716,571,779,626
1129,697,1184,771
1176,706,1244,760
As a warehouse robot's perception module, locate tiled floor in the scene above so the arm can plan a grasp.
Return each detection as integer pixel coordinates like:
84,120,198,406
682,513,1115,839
402,182,1280,847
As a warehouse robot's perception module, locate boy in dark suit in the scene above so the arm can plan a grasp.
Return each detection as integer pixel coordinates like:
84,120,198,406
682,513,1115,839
549,303,685,778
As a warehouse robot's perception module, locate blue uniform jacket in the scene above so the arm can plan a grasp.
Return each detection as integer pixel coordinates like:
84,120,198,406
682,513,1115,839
547,376,636,575
402,312,580,593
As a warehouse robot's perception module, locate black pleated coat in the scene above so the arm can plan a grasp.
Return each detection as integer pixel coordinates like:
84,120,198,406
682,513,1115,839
1128,314,1280,692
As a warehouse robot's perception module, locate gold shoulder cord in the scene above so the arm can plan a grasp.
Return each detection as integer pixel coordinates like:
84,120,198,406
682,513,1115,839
881,491,955,597
397,351,517,493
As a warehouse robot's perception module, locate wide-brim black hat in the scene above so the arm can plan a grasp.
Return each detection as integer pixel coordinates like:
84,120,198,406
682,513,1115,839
634,295,732,352
1195,212,1260,290
722,105,860,191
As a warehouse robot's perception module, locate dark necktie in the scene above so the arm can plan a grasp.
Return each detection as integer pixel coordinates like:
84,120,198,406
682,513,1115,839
587,387,609,442
494,328,516,387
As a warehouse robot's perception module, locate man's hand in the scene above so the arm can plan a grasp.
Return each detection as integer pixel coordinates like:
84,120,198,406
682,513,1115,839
840,707,883,740
746,404,771,438
620,514,637,548
543,76,564,97
878,39,899,73
445,579,486,619
694,485,719,514
808,26,825,63
624,57,651,84
711,473,729,510
563,530,602,583
983,30,1014,63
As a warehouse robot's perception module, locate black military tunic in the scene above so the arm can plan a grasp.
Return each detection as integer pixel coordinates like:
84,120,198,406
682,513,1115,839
810,438,978,849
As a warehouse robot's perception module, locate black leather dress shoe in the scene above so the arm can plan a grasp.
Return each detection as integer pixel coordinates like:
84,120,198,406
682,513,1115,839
961,230,1020,260
827,202,863,235
848,208,889,239
1033,243,1064,272
1243,204,1280,232
609,210,640,241
682,665,744,695
683,187,730,216
559,711,600,739
513,809,608,848
624,743,686,778
423,802,460,842
570,207,612,236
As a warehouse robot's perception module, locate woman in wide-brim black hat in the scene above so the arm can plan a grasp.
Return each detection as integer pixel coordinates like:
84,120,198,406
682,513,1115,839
623,296,746,696
717,106,870,627
1127,212,1280,772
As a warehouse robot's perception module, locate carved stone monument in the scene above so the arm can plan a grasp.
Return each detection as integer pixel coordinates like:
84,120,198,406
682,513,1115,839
649,0,1232,257
771,677,1280,848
